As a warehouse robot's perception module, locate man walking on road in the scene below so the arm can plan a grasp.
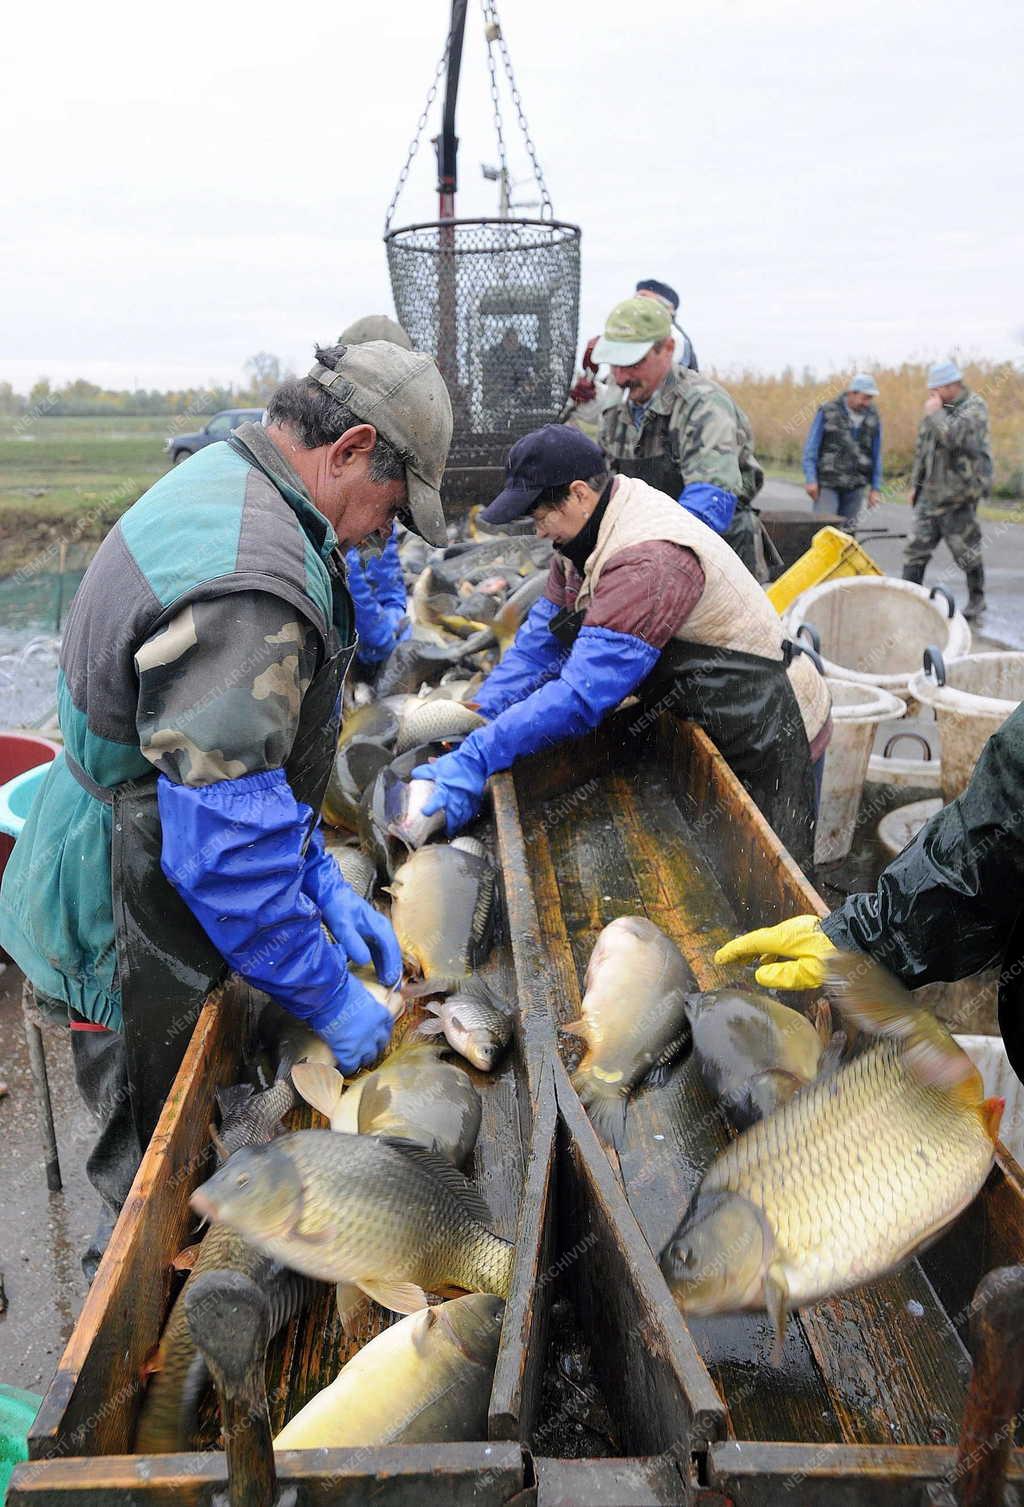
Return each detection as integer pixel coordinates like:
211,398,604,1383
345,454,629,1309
903,361,991,621
802,373,882,524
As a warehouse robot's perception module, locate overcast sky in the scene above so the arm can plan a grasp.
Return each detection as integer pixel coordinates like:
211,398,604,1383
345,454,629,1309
1,0,1020,391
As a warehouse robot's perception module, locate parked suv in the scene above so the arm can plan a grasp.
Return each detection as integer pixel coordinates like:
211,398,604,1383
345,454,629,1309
166,408,264,464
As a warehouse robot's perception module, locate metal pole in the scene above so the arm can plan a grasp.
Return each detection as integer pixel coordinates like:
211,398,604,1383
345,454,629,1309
436,0,468,391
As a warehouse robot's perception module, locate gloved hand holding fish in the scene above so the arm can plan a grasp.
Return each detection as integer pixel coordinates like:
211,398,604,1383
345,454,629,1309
660,949,1004,1360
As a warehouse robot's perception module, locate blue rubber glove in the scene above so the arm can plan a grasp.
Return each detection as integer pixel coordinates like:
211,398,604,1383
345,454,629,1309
302,825,401,985
678,482,737,535
157,768,394,1073
413,626,659,834
474,595,565,719
316,974,394,1070
364,527,408,617
346,548,400,666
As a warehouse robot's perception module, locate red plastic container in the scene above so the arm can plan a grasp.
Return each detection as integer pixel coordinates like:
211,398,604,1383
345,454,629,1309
0,732,60,887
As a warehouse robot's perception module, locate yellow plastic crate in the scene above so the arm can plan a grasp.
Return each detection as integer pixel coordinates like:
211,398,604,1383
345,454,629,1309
767,525,882,613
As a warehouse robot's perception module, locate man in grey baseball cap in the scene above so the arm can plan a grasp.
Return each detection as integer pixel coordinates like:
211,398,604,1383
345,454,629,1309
294,338,453,548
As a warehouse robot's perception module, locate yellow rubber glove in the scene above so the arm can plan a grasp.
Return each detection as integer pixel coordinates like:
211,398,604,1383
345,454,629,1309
714,914,836,990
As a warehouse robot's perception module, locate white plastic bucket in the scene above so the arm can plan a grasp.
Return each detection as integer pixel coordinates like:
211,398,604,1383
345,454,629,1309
784,577,971,697
816,679,906,864
909,650,1024,803
867,727,942,790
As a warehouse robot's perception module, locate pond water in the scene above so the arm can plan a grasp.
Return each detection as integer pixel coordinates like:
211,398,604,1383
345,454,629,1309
0,561,89,726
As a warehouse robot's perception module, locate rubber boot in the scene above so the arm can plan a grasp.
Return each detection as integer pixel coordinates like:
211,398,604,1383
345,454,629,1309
962,566,987,621
902,562,926,585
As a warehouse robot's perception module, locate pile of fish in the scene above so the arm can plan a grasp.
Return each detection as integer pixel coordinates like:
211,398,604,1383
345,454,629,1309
134,519,529,1455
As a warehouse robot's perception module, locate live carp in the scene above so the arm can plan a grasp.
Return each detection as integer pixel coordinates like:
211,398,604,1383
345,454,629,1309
419,975,513,1071
190,1129,514,1311
660,951,1004,1357
564,916,690,1144
386,838,496,994
274,1295,504,1450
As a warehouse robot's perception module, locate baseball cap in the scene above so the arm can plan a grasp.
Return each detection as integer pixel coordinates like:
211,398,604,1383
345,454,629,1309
338,314,412,349
636,278,680,313
927,360,963,389
848,373,879,396
308,341,453,547
593,296,672,367
480,425,606,525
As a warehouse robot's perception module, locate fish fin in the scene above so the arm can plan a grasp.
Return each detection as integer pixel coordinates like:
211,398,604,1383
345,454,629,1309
470,866,497,950
403,976,455,1000
139,1344,163,1380
170,1242,201,1273
824,950,981,1095
559,1017,589,1038
574,1074,629,1149
290,1061,346,1121
408,1305,440,1355
215,1082,256,1120
357,1277,429,1315
335,1282,370,1335
644,1028,691,1087
816,1029,847,1079
378,1136,496,1225
982,1096,1005,1142
453,974,512,1015
812,998,833,1046
381,884,396,898
764,1263,790,1366
416,1017,447,1037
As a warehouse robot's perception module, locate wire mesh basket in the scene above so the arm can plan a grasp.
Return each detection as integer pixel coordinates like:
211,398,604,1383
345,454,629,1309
385,216,581,466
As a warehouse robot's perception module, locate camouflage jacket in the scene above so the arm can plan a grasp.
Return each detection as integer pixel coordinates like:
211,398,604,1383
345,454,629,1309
811,397,881,491
599,365,764,504
911,388,992,507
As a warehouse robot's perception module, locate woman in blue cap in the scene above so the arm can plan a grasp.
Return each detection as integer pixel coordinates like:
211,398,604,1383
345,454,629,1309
408,426,831,868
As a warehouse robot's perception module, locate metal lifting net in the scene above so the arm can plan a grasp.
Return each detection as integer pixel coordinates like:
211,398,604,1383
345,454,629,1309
385,216,581,465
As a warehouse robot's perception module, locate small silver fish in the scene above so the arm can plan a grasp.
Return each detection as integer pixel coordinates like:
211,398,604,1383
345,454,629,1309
419,975,514,1071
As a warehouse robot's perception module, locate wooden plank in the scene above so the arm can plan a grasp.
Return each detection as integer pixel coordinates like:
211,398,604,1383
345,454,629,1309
29,985,247,1461
534,1453,686,1506
554,1055,726,1452
491,771,567,1119
707,1440,1024,1507
7,1443,524,1506
489,1058,558,1442
921,1154,1024,1348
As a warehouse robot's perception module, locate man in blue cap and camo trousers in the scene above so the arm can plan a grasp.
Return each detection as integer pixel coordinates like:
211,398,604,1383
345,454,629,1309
903,361,991,621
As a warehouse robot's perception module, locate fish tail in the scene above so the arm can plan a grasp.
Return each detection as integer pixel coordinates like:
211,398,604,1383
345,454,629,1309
573,1071,629,1149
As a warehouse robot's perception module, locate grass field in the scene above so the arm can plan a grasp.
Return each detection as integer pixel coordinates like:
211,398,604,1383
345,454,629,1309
0,414,207,574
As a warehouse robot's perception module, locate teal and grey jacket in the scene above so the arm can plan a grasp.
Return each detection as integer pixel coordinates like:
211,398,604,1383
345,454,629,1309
0,424,352,1029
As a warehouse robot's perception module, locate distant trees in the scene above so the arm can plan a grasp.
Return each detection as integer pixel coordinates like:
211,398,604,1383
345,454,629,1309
0,354,294,418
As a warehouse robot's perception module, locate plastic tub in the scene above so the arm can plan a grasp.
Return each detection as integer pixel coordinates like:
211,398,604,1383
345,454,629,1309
867,727,942,790
784,577,971,697
909,649,1024,803
815,679,906,864
0,732,59,887
767,525,882,614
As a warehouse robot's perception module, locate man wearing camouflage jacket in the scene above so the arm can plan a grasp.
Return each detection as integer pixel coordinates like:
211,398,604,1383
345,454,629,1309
596,297,766,578
903,360,991,620
0,340,452,1275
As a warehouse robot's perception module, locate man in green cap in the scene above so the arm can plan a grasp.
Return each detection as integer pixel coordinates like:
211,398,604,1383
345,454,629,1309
0,338,452,1276
595,296,766,577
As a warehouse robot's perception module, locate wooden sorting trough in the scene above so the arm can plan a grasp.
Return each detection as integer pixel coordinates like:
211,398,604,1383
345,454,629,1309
11,710,1024,1505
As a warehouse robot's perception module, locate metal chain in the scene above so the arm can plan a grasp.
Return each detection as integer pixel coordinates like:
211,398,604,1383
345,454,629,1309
480,0,510,197
482,0,553,217
383,30,453,233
